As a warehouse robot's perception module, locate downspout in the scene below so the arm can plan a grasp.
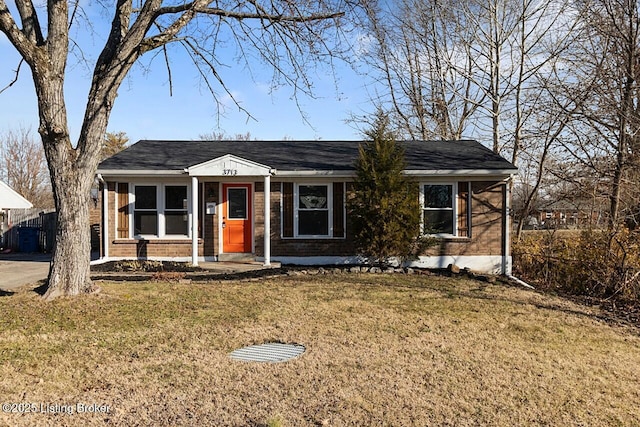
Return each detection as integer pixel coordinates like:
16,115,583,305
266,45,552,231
503,175,535,289
502,177,511,276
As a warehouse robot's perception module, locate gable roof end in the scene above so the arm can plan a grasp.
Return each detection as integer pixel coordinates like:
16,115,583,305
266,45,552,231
187,154,273,177
0,180,33,209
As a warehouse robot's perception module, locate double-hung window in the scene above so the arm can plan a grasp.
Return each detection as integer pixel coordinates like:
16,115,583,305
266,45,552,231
134,185,158,236
421,183,456,236
164,186,188,236
296,184,331,237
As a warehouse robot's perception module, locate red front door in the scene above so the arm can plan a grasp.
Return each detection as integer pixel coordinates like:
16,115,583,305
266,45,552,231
222,183,252,253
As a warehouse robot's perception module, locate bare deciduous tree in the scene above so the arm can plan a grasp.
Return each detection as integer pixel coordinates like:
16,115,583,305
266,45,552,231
0,0,347,299
0,127,53,208
359,0,576,168
359,0,482,140
554,0,640,227
575,0,640,225
198,131,254,141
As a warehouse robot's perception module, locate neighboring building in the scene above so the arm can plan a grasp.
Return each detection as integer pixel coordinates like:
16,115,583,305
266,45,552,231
0,180,33,210
536,199,608,229
0,180,33,249
96,140,517,274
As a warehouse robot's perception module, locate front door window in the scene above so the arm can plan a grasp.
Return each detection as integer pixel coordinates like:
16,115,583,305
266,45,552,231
227,188,248,219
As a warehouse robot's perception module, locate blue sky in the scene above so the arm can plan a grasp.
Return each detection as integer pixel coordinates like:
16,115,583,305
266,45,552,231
0,9,373,144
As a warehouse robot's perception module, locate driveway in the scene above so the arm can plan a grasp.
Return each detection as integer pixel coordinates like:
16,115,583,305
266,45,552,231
0,253,51,290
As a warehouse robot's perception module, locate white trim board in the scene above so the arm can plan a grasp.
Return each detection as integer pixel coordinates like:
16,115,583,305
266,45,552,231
406,255,508,275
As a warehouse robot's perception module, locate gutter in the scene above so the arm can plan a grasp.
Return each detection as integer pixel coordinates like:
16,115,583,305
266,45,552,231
97,169,184,176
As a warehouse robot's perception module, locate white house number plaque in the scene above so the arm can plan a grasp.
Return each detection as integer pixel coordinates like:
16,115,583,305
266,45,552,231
223,169,238,176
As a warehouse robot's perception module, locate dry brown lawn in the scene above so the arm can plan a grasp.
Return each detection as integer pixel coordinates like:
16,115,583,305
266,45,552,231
1,274,639,426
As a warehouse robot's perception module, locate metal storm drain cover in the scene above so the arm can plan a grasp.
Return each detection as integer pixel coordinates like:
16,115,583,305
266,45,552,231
229,342,306,363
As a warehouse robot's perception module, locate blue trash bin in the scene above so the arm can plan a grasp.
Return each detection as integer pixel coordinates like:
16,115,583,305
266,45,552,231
18,227,40,253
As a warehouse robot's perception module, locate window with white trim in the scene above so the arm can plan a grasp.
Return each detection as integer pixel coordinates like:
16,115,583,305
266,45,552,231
295,184,332,237
132,184,190,238
421,183,456,235
164,185,188,236
134,185,158,236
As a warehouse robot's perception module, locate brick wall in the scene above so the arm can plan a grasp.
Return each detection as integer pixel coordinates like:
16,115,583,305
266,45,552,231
109,239,203,258
103,179,506,260
422,181,505,257
256,181,355,258
104,181,204,259
89,188,101,252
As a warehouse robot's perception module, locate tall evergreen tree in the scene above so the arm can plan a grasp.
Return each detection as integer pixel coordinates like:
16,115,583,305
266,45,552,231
349,112,430,265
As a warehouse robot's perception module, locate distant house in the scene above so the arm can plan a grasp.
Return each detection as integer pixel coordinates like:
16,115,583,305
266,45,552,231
0,180,33,248
0,180,33,211
96,140,517,274
536,199,608,229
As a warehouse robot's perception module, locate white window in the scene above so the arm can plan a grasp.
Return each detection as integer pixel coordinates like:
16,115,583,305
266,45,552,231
164,186,188,236
295,184,332,237
421,183,456,236
134,185,158,236
132,184,190,238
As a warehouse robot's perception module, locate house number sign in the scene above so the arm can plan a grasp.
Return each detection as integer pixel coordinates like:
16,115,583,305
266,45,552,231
223,169,238,176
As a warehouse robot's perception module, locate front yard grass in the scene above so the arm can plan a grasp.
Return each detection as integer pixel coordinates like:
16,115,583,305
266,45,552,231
1,274,639,426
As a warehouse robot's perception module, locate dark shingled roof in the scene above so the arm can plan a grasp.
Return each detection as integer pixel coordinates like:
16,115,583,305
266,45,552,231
98,140,517,173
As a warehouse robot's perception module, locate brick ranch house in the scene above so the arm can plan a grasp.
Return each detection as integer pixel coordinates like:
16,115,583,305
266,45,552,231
95,140,517,274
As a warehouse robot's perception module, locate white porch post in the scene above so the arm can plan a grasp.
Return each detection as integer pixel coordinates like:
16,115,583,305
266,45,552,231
102,182,109,259
263,174,271,266
191,176,199,266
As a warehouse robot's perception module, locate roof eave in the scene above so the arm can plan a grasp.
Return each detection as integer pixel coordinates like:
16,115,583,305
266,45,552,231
96,168,517,179
96,169,186,176
403,169,518,177
275,170,355,178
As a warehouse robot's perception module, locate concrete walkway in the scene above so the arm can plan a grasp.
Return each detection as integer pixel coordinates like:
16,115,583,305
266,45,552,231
0,253,51,290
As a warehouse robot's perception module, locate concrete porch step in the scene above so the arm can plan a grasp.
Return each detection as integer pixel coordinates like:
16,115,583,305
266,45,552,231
217,253,256,262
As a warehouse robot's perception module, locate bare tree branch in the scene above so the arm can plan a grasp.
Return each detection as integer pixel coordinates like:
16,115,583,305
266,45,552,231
14,0,43,45
0,59,24,95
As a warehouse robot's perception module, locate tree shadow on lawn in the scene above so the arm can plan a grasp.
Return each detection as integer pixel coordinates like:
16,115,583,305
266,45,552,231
361,271,633,330
433,280,637,331
32,280,48,296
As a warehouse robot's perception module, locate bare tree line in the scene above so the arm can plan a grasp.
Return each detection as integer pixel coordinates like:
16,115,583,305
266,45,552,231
358,0,640,236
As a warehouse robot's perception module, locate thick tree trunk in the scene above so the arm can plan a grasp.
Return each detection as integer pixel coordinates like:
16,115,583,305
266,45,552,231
42,140,97,300
44,187,95,300
1,0,345,300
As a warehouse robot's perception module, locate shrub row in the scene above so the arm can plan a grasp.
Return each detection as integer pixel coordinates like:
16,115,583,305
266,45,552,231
512,229,640,302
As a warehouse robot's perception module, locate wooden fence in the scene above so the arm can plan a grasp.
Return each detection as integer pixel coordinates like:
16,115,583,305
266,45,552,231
1,208,57,253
